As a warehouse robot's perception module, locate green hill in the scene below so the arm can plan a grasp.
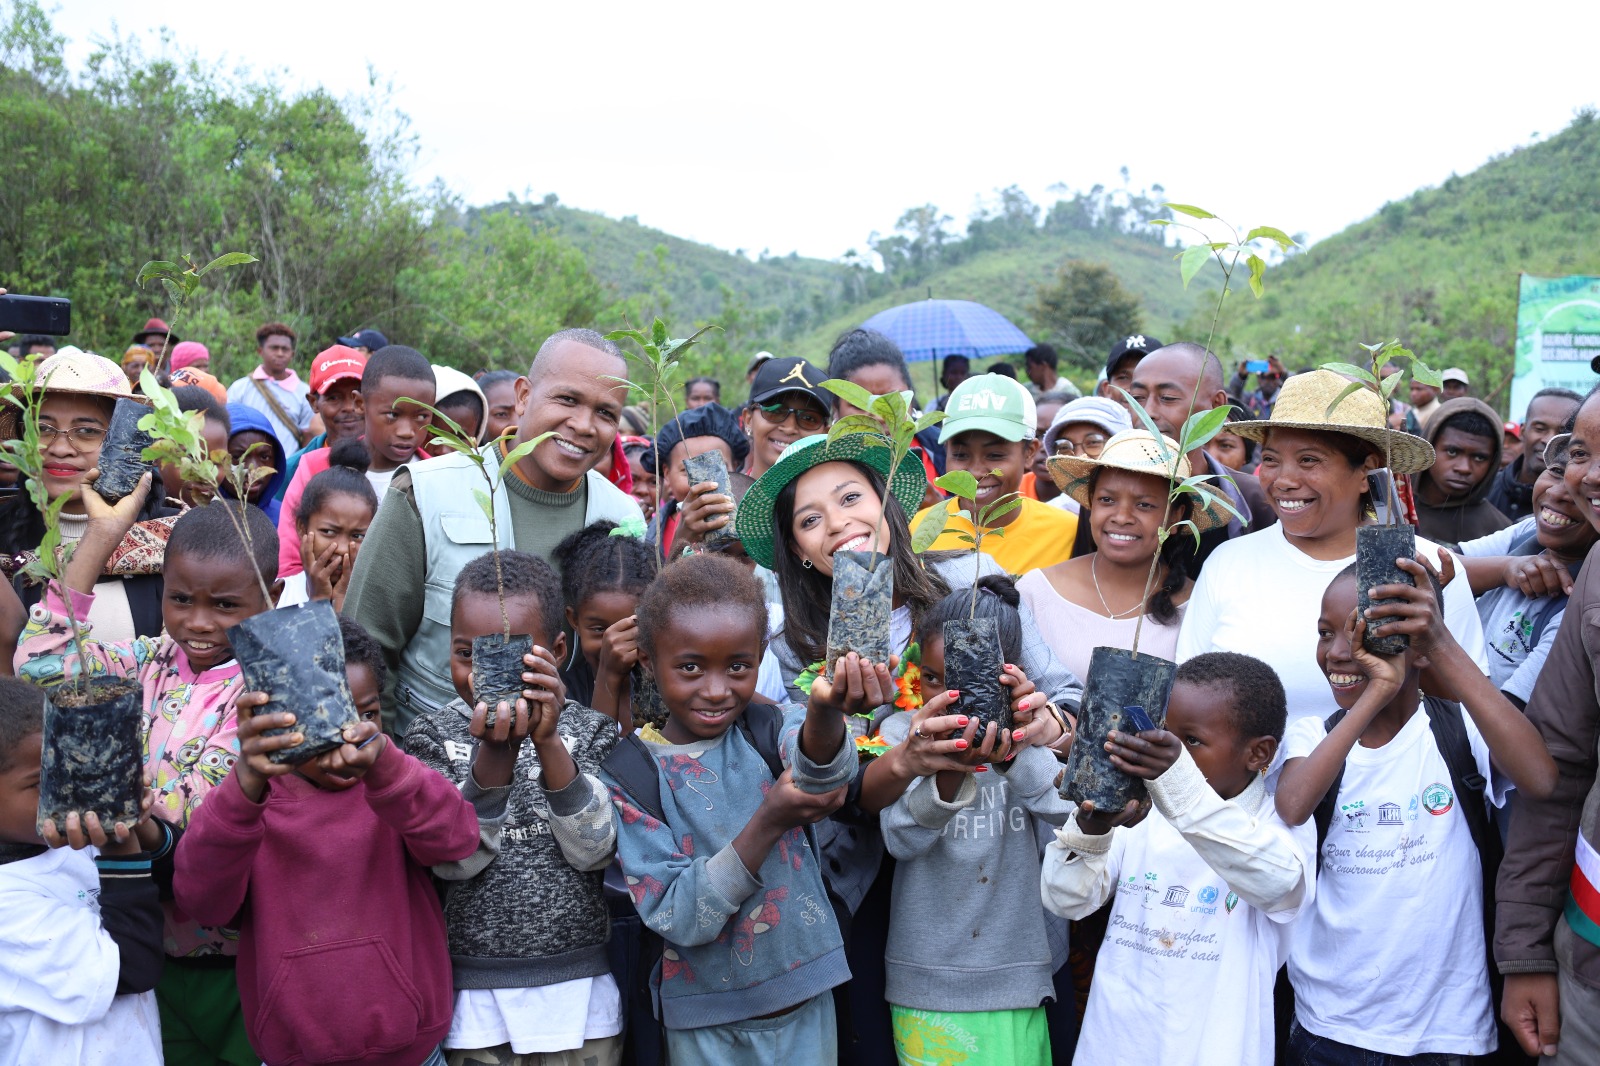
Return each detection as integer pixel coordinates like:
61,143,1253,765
1217,109,1600,410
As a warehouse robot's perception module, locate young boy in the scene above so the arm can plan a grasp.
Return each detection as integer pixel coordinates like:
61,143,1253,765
175,616,478,1066
914,373,1078,575
275,344,437,579
226,403,289,521
1042,652,1314,1065
15,484,284,1066
1275,555,1556,1062
405,551,625,1065
1413,398,1513,547
0,675,170,1064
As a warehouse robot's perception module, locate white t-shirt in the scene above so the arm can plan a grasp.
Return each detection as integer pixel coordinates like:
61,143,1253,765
365,467,399,499
757,602,787,704
1176,523,1489,723
1283,708,1502,1057
276,571,309,609
446,974,622,1054
0,848,163,1065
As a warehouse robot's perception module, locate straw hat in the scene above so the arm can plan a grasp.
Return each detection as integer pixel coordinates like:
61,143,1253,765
1046,428,1231,534
734,432,928,571
1,348,147,440
1229,368,1434,474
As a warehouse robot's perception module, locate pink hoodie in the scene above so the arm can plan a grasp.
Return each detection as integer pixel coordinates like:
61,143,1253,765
175,740,477,1066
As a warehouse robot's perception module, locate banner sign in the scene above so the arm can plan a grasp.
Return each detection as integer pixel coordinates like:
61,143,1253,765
1511,274,1600,418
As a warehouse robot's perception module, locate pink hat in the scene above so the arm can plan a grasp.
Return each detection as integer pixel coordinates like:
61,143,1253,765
170,341,210,371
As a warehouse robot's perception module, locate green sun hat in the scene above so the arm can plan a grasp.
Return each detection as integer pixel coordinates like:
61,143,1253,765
734,432,929,571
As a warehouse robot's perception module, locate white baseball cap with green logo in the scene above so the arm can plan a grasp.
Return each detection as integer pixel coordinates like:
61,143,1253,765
938,372,1038,443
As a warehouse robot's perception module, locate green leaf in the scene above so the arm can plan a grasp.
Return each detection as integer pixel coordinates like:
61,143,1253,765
934,469,979,501
1179,405,1232,452
909,504,949,553
826,414,887,441
195,251,258,276
1380,372,1406,400
1324,381,1369,419
914,408,945,433
1115,390,1175,462
1168,518,1204,550
603,329,649,346
1165,203,1217,220
136,261,181,286
650,318,669,348
1245,225,1297,251
954,533,976,546
980,495,1024,526
1320,362,1379,387
1412,362,1443,388
1179,244,1211,289
1247,253,1266,299
1149,218,1172,226
499,432,552,480
473,488,493,522
820,378,877,416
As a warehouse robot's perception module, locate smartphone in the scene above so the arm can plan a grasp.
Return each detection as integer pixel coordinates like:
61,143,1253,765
0,294,71,336
1245,359,1271,374
1122,704,1158,734
1367,470,1395,525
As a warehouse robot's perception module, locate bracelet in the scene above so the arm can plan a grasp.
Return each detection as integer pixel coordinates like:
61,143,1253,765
1044,702,1075,752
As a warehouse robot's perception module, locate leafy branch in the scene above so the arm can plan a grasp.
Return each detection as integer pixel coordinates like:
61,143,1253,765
135,252,258,374
1320,338,1441,517
1153,205,1295,359
604,318,718,520
819,381,945,559
931,468,1023,617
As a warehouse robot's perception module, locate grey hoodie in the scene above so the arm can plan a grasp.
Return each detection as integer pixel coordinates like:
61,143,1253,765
1413,395,1512,548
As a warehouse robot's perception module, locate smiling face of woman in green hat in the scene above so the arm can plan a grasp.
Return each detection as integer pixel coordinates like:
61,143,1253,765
785,460,894,577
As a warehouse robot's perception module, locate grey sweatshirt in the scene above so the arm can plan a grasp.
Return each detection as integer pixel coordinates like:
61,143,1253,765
879,713,1075,1012
404,697,619,989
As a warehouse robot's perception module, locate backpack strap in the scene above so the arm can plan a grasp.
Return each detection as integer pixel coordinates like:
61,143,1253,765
736,701,787,781
1311,709,1349,872
249,377,310,449
599,733,668,825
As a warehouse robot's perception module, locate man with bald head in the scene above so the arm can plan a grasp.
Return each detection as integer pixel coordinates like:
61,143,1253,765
346,328,644,732
1126,341,1275,571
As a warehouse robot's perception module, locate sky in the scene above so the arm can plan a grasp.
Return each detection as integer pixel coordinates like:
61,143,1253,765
50,0,1600,264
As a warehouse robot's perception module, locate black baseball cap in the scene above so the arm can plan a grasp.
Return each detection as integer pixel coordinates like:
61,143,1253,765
337,328,390,351
1104,333,1164,379
748,356,831,410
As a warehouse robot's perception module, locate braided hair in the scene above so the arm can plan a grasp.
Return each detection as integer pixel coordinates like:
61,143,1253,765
551,520,659,616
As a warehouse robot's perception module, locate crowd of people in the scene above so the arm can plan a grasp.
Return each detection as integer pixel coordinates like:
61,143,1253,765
0,311,1598,1066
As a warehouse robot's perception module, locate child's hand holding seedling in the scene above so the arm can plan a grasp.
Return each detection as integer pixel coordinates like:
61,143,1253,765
810,652,896,718
234,691,305,802
1100,726,1182,784
1363,551,1453,661
520,645,576,792
676,479,735,544
42,774,162,855
308,720,386,784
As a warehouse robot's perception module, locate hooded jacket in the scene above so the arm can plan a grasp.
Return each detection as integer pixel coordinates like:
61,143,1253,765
1412,396,1512,548
225,404,288,524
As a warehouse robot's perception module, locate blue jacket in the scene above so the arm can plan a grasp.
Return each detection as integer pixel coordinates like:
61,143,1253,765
225,404,289,523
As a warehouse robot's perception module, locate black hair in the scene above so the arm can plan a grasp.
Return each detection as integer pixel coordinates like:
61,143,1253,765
1024,345,1058,371
1083,467,1195,626
685,376,721,401
17,335,54,354
1531,387,1584,409
636,553,766,657
772,460,951,666
1036,389,1076,408
1436,409,1499,445
552,520,658,613
296,438,378,534
362,345,434,392
916,574,1023,665
477,369,521,393
1175,652,1287,742
338,615,387,694
827,329,914,404
452,549,563,643
644,403,751,473
437,390,484,431
989,361,1018,379
167,500,280,586
171,386,230,433
0,675,44,773
1219,405,1256,465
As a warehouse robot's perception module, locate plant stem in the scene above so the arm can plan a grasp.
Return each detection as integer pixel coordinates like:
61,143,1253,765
53,548,93,693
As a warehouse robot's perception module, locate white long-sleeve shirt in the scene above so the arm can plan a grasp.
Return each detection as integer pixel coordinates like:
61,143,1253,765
1041,751,1316,1066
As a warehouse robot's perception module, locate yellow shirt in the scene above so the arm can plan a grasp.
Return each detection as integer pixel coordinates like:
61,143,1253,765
913,496,1078,576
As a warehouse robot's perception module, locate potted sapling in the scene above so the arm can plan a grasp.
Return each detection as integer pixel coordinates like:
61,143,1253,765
0,353,144,834
1320,339,1440,655
929,467,1022,735
139,375,357,763
815,381,946,666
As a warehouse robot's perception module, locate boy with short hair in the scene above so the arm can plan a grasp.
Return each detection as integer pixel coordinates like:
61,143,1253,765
406,550,624,1066
1042,651,1314,1065
914,373,1078,575
1414,397,1514,547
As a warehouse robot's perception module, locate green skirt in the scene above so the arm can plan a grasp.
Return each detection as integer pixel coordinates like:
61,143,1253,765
890,1004,1049,1066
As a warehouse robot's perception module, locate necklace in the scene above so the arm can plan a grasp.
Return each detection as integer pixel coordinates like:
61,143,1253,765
1090,555,1147,620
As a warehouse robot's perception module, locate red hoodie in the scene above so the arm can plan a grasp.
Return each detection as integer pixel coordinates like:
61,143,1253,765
174,740,477,1066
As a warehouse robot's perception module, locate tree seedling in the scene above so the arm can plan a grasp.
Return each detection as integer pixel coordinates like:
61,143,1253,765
135,252,258,375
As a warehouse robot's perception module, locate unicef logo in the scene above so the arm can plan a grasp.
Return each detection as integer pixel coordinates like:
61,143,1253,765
1197,885,1219,905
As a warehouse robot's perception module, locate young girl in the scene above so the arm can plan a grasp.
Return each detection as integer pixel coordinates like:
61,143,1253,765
879,576,1067,1065
600,554,868,1064
279,438,378,611
1042,652,1314,1065
175,616,478,1066
551,520,658,725
1275,558,1556,1062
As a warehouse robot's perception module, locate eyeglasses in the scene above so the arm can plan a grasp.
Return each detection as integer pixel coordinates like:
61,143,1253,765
38,425,107,450
1053,434,1107,458
753,401,827,432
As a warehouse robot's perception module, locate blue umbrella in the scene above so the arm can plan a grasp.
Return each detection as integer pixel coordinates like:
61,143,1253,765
860,298,1034,364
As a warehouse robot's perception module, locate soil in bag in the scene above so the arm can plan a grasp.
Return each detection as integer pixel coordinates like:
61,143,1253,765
1357,524,1417,657
631,665,669,731
825,550,893,668
229,600,358,765
472,632,534,728
37,678,144,834
682,451,736,547
92,397,155,504
944,617,1009,737
1060,646,1176,812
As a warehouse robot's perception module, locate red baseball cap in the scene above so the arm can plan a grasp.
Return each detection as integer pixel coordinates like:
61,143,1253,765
310,345,367,395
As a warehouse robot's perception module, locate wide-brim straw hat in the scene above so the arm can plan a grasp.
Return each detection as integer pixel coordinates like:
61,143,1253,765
1229,368,1435,474
734,432,928,571
1046,428,1231,534
1,348,146,439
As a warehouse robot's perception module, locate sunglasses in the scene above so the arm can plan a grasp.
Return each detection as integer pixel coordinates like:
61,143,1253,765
752,401,826,432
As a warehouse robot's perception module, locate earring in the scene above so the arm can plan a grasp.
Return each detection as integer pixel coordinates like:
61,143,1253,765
802,558,813,569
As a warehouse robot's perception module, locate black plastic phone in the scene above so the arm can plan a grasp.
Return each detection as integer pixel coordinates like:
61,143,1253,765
0,294,71,336
1367,469,1395,525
